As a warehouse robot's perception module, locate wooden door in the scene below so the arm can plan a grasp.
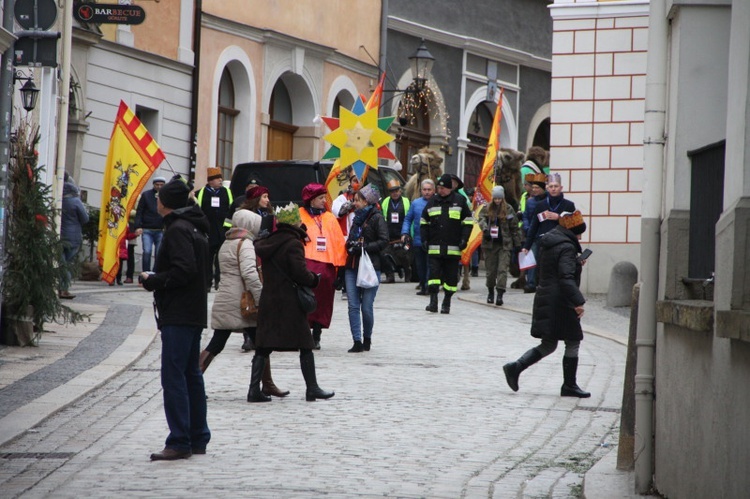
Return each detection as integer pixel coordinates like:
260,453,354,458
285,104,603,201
267,120,297,160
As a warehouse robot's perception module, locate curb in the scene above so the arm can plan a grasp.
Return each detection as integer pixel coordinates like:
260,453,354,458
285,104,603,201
0,305,157,447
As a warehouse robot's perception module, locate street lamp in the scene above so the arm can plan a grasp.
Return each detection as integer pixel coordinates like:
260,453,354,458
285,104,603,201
408,39,434,91
13,71,39,112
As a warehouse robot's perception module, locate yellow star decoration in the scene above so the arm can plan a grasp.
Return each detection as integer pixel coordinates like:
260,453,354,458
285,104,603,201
324,106,394,169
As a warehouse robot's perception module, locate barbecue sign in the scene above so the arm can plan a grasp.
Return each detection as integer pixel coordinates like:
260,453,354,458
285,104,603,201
73,2,146,25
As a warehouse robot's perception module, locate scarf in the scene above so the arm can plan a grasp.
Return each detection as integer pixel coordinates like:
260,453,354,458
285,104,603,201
349,205,373,240
305,206,326,216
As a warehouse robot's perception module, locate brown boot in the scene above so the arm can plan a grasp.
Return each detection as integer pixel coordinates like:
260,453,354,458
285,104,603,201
261,358,289,397
199,350,215,373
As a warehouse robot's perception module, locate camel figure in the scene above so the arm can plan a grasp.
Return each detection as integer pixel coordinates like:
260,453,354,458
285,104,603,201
403,147,444,200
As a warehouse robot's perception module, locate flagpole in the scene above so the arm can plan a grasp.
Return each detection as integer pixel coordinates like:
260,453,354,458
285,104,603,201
53,0,74,231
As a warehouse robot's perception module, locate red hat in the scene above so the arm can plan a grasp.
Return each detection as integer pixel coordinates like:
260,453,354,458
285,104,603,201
247,185,269,200
301,183,327,204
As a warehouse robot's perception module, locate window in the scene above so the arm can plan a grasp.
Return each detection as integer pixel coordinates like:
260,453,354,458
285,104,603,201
217,68,239,178
687,140,725,279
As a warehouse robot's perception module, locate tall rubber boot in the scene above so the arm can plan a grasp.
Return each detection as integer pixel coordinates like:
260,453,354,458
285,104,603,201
502,348,544,392
561,357,591,398
300,351,334,401
247,355,272,402
261,357,289,397
440,291,453,314
425,293,438,313
495,289,505,306
486,287,494,304
199,350,215,373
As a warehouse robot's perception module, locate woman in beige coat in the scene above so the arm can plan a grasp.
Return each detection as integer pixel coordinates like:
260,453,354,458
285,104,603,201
199,209,288,397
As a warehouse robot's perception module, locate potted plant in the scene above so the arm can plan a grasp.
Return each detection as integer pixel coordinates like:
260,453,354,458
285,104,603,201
1,119,87,346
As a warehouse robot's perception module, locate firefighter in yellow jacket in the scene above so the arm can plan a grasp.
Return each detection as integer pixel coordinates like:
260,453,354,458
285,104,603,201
420,174,474,314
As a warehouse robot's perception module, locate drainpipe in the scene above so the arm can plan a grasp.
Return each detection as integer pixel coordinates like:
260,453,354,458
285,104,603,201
188,0,202,183
379,0,388,77
634,0,667,493
54,0,74,225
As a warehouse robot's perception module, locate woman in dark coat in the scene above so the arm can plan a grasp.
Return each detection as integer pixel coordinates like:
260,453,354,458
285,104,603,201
503,210,591,398
343,184,389,353
247,203,334,403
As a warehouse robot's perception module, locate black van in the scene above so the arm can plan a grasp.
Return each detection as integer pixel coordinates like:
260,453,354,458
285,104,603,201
229,161,405,206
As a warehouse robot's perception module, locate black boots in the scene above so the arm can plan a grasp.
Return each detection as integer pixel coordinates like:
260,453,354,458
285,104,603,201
503,348,544,392
300,351,334,401
247,355,272,402
561,357,591,398
487,288,494,304
241,332,254,352
348,341,363,353
261,357,289,398
495,289,504,306
363,337,371,351
440,292,453,314
426,293,438,313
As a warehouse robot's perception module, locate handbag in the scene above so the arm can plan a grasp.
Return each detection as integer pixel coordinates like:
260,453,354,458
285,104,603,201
356,249,379,289
270,258,317,314
237,239,259,320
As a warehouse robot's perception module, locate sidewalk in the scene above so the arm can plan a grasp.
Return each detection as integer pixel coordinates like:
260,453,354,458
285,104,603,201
0,276,643,497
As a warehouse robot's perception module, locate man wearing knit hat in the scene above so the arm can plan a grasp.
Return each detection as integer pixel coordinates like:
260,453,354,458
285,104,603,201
140,175,212,460
134,175,166,274
195,167,234,291
420,173,474,314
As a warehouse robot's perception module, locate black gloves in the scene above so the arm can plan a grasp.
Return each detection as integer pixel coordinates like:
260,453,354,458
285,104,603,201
459,239,468,251
347,240,363,255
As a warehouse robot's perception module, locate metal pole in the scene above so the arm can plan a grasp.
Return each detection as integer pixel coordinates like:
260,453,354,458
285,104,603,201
0,0,18,328
52,0,72,230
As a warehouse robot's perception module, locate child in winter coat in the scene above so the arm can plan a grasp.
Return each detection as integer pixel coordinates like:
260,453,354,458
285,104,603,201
114,226,138,285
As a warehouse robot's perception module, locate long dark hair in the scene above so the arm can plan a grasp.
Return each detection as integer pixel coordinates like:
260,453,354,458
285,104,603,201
487,198,508,220
241,195,273,214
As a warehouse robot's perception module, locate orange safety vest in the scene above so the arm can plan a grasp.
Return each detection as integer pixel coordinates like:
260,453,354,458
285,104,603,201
299,208,347,267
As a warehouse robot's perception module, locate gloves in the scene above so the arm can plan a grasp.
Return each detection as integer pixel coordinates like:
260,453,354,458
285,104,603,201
347,240,363,255
338,201,354,216
459,239,468,251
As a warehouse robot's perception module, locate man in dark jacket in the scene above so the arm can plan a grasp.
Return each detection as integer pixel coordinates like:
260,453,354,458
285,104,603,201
141,175,212,460
380,179,411,283
503,210,591,398
420,173,473,314
134,176,165,273
195,167,234,290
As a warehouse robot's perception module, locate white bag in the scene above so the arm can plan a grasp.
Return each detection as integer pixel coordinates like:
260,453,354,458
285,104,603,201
356,250,379,288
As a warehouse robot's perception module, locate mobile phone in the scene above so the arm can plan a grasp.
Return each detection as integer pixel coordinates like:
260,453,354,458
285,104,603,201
580,249,593,261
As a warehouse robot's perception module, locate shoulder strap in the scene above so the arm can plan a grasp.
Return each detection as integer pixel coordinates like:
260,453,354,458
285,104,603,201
236,239,247,291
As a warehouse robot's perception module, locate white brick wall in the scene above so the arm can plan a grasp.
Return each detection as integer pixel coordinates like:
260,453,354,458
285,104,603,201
550,1,649,256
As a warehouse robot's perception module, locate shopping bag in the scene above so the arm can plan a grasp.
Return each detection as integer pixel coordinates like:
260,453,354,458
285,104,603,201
356,250,379,288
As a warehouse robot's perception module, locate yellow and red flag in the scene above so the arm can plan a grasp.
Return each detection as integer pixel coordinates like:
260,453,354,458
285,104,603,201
461,88,504,266
325,73,388,205
97,101,165,284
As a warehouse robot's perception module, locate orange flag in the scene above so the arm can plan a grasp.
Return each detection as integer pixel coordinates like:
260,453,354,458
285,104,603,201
97,101,165,284
324,73,387,204
461,89,503,266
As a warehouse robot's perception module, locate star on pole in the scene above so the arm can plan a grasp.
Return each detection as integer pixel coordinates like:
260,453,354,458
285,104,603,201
322,96,396,181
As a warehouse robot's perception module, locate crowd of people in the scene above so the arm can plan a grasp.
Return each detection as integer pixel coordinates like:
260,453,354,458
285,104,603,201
57,145,593,460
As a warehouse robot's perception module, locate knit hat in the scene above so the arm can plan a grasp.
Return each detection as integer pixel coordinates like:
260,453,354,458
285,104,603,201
301,183,327,204
244,177,260,192
386,179,402,192
158,176,191,209
152,176,166,185
275,202,301,226
491,185,505,199
206,167,222,181
547,172,562,185
559,210,587,235
247,185,269,200
358,184,380,205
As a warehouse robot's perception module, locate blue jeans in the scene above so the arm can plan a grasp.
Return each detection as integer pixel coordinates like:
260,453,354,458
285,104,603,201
141,229,163,272
61,240,80,291
159,325,210,452
344,268,381,342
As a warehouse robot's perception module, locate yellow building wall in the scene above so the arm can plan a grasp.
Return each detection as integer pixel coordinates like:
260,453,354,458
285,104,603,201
99,1,181,61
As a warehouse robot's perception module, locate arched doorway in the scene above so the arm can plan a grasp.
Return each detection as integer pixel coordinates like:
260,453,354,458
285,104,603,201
267,79,298,160
395,89,431,175
216,68,239,179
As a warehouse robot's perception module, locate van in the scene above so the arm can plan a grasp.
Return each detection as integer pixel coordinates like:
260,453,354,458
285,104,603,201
229,161,405,206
